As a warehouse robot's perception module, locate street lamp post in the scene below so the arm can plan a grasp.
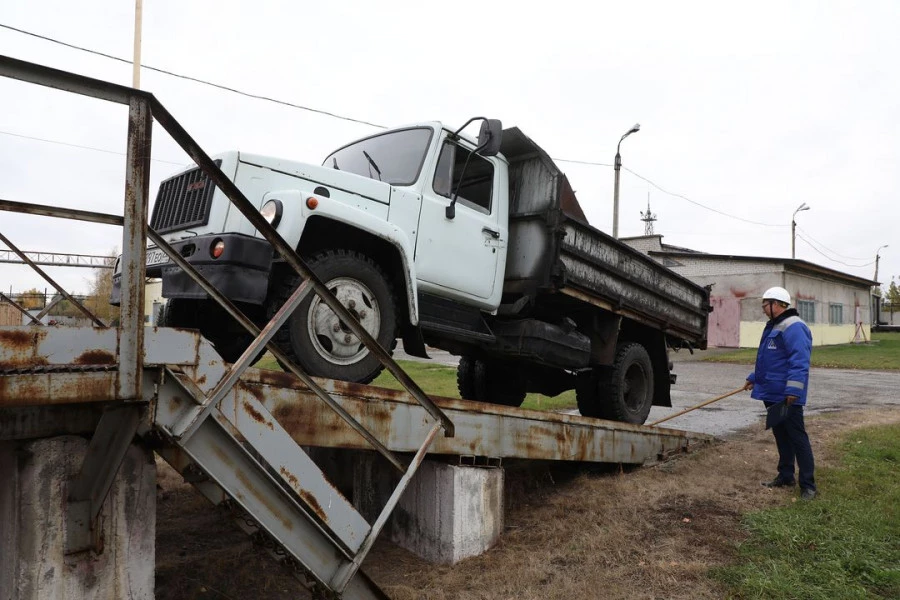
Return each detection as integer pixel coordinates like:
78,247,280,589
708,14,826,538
875,244,889,282
791,202,810,259
612,123,640,239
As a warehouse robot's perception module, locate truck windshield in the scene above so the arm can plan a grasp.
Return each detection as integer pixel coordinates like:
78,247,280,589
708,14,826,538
323,127,433,185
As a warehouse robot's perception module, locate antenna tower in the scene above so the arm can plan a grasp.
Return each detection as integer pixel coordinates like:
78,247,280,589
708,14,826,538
640,191,657,235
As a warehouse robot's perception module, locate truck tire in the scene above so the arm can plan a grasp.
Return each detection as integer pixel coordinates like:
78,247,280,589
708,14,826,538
159,299,260,365
576,342,654,424
269,250,397,384
457,356,527,407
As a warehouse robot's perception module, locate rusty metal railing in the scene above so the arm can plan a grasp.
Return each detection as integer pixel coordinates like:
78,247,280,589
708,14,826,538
0,52,453,450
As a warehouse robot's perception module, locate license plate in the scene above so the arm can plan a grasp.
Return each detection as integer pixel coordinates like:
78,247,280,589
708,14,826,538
145,247,169,267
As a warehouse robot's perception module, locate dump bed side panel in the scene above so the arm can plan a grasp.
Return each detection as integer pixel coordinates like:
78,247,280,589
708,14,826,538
499,128,709,347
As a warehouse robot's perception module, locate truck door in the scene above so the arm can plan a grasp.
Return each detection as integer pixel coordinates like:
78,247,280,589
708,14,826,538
414,140,502,304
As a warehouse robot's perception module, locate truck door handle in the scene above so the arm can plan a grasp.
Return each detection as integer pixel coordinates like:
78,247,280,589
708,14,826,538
482,227,500,239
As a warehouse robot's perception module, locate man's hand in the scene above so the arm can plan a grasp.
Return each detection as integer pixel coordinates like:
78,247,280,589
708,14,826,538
785,395,798,406
742,381,754,391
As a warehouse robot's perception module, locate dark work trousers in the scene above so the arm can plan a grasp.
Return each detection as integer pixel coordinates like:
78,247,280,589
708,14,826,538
764,401,816,491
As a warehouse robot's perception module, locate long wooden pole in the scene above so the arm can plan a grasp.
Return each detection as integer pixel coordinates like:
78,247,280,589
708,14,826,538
649,387,745,427
132,0,143,88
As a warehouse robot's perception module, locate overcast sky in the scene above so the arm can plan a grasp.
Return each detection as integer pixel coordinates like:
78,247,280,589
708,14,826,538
1,0,898,297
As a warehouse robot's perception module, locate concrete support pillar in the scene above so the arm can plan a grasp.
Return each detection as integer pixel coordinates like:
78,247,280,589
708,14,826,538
354,455,504,565
0,436,156,600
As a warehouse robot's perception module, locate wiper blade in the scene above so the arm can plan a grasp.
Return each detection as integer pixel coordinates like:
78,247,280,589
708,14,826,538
332,157,340,170
362,150,382,181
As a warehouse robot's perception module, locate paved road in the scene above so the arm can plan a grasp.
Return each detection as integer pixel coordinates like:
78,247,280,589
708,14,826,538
395,347,900,438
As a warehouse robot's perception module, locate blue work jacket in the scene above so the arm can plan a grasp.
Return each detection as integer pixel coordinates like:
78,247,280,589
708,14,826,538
746,308,813,405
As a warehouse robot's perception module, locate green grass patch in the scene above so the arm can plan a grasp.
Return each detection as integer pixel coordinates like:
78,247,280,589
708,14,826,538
704,331,900,370
255,355,577,412
712,423,900,599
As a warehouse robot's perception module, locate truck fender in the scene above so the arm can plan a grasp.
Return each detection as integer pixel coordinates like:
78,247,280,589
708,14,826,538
263,189,421,326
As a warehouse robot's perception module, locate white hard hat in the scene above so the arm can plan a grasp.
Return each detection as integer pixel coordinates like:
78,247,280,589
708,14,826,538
762,286,791,305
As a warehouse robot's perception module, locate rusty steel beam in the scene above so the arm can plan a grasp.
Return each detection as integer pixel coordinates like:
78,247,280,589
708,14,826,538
0,54,142,106
235,371,713,465
0,199,124,226
117,96,152,401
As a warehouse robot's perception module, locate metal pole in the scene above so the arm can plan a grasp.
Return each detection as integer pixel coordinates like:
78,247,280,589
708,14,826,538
118,96,152,401
613,150,622,239
791,218,796,259
612,124,639,239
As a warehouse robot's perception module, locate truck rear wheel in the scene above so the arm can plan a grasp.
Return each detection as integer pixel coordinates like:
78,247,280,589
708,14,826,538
457,356,527,407
269,250,397,384
576,342,654,424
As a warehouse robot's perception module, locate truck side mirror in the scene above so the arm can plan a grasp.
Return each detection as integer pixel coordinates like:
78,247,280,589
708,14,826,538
477,119,503,157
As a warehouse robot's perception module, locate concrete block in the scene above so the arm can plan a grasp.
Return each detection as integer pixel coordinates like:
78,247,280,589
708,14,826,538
0,436,155,600
355,457,504,565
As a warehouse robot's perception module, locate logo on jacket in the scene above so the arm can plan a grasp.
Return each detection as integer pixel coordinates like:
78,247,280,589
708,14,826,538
767,339,777,350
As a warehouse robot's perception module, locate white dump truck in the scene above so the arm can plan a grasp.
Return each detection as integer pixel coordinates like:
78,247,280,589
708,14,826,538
113,118,710,424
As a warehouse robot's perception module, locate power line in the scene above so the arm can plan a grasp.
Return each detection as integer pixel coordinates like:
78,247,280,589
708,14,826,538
621,166,787,227
555,158,613,167
795,224,871,261
795,233,875,268
0,23,387,130
0,130,185,165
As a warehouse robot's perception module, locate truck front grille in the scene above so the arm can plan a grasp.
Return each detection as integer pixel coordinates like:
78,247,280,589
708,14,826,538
150,161,220,233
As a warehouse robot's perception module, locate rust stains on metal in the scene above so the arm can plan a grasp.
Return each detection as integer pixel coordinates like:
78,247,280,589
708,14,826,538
73,349,116,365
278,466,329,524
0,329,36,348
242,400,274,431
232,465,294,532
254,369,300,390
168,395,183,413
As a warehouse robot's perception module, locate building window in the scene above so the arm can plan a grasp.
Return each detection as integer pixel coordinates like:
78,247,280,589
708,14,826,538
797,300,815,323
829,303,843,324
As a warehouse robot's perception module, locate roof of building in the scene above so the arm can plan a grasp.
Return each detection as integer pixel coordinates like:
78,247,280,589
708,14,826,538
620,235,876,287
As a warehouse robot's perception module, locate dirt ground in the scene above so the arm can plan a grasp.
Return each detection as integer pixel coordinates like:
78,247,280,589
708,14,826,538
155,407,900,600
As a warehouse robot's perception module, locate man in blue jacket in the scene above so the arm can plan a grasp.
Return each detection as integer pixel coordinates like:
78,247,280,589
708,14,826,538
742,286,816,500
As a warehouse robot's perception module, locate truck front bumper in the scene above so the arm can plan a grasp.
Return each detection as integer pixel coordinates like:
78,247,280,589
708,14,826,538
111,233,273,305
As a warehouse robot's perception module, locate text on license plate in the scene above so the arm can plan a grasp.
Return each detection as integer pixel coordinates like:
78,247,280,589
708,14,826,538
145,248,169,266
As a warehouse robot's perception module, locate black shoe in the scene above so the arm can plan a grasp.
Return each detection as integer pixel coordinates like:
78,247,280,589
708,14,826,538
761,477,795,488
800,488,817,501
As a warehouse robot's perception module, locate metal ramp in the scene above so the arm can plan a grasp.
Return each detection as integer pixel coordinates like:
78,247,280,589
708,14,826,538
0,54,456,599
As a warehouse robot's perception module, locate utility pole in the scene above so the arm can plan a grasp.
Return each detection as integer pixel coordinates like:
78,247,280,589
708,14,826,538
132,0,143,88
612,123,640,238
791,202,809,259
875,245,889,283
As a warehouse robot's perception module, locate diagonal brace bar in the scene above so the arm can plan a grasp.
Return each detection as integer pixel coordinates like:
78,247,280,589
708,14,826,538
66,404,144,554
0,291,43,325
173,278,315,443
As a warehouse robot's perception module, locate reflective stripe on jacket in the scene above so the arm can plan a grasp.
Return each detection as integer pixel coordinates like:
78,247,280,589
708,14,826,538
746,308,812,405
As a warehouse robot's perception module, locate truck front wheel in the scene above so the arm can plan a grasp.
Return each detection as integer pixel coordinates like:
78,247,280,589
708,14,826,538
576,342,654,424
269,250,397,384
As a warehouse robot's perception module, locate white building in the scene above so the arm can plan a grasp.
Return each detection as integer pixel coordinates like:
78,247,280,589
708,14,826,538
621,235,875,348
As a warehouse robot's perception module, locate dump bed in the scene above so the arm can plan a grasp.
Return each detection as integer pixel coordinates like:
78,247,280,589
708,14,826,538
500,128,709,348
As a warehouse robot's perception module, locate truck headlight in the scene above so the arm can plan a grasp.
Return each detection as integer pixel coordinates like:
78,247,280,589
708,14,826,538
260,199,283,228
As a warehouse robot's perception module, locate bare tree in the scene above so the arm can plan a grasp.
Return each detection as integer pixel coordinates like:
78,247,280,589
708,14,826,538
83,251,120,324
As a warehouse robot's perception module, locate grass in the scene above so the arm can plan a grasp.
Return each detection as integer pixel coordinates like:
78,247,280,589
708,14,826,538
712,422,900,599
705,331,900,370
255,355,578,411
